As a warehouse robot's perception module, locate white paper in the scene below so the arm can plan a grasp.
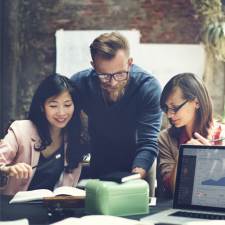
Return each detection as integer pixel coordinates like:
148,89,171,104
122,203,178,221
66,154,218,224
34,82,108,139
51,215,148,225
56,29,140,77
0,219,29,225
56,29,205,87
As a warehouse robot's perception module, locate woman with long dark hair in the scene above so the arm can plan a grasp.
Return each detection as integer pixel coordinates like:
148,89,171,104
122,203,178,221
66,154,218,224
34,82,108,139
0,74,83,195
158,73,225,195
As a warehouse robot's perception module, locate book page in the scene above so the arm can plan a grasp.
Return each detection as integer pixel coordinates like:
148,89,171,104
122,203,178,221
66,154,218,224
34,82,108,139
185,221,225,225
53,186,85,198
0,219,29,225
81,215,146,225
51,218,82,225
9,189,54,203
51,215,148,225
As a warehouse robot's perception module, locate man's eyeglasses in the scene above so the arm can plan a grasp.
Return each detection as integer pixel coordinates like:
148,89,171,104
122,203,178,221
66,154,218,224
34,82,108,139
162,100,189,114
96,71,129,83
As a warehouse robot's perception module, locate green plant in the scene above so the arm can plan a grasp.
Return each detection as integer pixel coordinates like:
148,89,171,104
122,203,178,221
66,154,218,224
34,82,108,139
191,0,225,61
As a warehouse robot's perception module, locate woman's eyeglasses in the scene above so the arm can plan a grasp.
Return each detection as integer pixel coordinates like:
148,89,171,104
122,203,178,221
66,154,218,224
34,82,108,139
162,100,189,114
96,71,129,83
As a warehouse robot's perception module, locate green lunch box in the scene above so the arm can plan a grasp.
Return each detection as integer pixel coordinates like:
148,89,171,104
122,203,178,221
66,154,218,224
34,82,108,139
85,179,149,216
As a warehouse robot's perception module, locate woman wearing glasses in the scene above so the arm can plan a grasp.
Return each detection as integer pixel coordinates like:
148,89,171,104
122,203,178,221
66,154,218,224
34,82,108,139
158,73,225,195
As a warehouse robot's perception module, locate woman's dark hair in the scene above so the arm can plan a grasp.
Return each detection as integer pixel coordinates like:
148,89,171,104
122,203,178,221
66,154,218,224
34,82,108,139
160,73,213,139
28,73,83,171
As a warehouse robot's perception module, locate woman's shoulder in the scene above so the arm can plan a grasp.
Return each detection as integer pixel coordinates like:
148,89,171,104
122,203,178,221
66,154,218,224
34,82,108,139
159,128,171,139
159,128,174,143
10,120,35,129
9,120,39,138
159,127,178,147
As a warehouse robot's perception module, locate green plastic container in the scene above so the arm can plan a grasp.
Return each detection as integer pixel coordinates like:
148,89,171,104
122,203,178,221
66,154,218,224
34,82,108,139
85,179,149,216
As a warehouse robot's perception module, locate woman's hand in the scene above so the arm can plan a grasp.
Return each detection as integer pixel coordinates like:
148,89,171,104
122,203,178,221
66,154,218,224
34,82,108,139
1,163,32,179
186,132,211,145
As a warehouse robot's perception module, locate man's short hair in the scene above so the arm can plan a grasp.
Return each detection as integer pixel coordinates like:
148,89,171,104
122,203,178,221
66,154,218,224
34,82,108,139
90,32,130,60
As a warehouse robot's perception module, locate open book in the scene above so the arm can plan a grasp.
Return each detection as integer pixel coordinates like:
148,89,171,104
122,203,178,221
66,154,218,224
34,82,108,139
9,186,85,204
51,215,148,225
0,219,29,225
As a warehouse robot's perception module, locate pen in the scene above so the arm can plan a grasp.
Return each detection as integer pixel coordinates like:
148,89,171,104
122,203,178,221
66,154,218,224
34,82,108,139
32,153,61,169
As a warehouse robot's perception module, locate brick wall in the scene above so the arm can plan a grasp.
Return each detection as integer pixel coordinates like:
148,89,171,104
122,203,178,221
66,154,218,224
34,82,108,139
1,0,200,134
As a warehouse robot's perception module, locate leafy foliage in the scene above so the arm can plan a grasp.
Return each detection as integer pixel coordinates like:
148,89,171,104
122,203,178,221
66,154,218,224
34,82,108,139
191,0,225,61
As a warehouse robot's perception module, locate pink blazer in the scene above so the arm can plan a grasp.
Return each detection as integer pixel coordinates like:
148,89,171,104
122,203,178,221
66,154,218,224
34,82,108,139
0,120,82,195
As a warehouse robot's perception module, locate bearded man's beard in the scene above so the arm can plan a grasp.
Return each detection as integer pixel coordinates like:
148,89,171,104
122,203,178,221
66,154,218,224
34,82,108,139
102,82,126,102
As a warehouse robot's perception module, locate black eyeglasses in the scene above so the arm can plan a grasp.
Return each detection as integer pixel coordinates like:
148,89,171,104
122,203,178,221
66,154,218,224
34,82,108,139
162,100,189,114
96,71,129,82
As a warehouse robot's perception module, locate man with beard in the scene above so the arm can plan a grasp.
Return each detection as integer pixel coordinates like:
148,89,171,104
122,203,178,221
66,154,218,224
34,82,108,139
71,32,162,186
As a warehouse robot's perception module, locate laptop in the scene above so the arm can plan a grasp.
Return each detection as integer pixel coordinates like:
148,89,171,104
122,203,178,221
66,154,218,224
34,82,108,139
141,144,225,224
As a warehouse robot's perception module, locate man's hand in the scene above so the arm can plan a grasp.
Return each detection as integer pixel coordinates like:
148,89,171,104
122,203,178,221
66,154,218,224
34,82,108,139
1,163,32,179
186,132,211,145
132,167,146,179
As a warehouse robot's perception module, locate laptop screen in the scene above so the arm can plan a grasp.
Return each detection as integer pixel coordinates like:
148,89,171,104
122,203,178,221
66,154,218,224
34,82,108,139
174,144,225,212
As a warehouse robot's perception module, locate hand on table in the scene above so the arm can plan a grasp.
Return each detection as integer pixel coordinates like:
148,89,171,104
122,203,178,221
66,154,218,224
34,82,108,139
132,167,146,179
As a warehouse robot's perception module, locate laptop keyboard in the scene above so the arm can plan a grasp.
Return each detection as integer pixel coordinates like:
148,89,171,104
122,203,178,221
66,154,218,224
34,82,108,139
170,211,225,220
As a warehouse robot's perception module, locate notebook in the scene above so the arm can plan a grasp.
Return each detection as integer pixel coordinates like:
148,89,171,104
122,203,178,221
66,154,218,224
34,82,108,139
99,171,141,183
141,144,225,224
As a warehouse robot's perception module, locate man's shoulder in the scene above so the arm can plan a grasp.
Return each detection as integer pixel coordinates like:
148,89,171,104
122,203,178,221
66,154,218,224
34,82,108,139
130,65,161,99
70,68,93,82
131,64,159,85
131,64,153,76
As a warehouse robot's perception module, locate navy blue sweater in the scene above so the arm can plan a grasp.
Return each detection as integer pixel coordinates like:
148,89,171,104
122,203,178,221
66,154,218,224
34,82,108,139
71,64,162,178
